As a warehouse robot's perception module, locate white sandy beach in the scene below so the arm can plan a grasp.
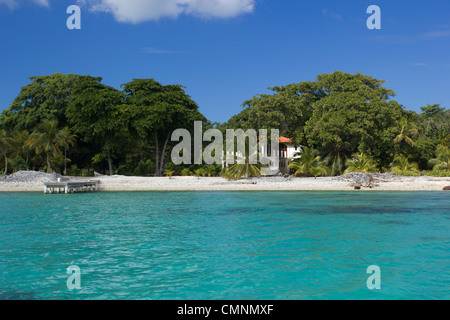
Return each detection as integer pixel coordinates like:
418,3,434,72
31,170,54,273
0,172,449,192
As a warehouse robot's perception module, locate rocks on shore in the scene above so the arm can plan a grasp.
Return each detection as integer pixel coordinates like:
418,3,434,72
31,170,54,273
334,172,373,188
334,172,404,188
443,186,450,191
1,171,68,184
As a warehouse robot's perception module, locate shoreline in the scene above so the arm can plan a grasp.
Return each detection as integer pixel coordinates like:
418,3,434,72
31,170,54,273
1,175,449,192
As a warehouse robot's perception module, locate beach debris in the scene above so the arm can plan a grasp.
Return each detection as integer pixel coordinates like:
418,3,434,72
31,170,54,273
230,181,258,185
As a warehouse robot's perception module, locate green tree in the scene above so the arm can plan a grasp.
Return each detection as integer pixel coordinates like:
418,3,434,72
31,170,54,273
227,81,321,145
58,127,77,175
0,130,13,175
122,79,205,176
305,72,403,165
406,106,448,170
391,118,418,171
29,120,65,173
288,147,328,178
2,73,81,132
224,154,264,180
429,145,450,171
420,104,445,118
67,76,126,176
10,130,32,170
227,72,404,168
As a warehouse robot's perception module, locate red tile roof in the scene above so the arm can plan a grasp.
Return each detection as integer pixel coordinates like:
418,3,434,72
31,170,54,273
279,136,293,143
258,136,294,143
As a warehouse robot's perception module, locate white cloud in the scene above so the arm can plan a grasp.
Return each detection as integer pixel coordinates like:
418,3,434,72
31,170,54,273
0,0,49,9
0,0,18,8
419,30,450,39
1,0,254,21
78,0,255,23
322,8,342,21
32,0,49,7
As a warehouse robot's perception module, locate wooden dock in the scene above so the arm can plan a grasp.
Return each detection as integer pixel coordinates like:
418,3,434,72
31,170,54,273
44,181,99,194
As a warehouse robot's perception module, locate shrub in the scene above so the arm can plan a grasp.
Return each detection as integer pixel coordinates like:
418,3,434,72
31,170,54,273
134,160,155,176
344,153,377,173
193,169,203,179
68,164,81,176
11,157,27,172
181,168,191,176
165,170,175,179
391,156,419,175
422,170,450,177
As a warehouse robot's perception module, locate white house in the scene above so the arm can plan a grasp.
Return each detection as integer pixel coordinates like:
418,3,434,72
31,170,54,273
221,136,302,175
277,137,302,174
259,136,302,175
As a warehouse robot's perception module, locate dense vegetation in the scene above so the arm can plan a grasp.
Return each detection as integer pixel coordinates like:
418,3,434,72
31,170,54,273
0,72,449,178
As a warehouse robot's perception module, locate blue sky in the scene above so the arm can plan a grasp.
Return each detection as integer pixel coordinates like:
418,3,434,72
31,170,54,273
0,0,449,123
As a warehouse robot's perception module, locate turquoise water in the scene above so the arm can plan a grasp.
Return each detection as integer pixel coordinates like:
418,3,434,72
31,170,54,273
0,191,448,300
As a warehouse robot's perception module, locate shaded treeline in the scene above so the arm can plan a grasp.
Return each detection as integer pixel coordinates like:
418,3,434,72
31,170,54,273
0,72,449,178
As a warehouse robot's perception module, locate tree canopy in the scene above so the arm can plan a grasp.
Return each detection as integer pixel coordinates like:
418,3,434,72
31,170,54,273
2,73,82,132
0,73,206,176
227,72,408,168
0,71,448,177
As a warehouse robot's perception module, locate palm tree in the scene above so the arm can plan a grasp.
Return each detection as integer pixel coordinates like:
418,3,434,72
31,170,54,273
391,155,419,175
324,152,347,176
181,168,191,176
224,140,268,180
288,147,328,178
12,130,32,170
224,154,264,180
165,169,175,179
0,130,13,175
205,165,217,177
193,168,203,180
344,152,377,173
391,118,418,171
429,145,450,171
58,127,77,175
29,120,64,173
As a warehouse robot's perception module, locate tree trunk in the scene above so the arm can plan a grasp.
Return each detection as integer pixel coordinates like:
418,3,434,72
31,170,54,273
46,151,52,173
389,145,400,172
154,130,160,176
107,148,113,176
159,130,172,176
2,150,7,175
64,148,67,176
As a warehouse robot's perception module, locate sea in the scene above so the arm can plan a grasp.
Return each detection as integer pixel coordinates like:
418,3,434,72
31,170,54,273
0,191,448,300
